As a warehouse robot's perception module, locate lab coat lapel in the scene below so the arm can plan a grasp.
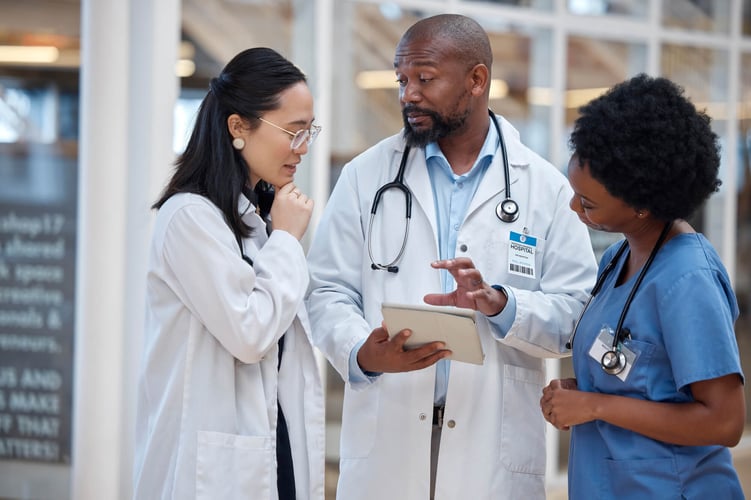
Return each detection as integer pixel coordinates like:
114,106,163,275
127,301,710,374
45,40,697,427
466,153,514,216
466,116,528,216
401,145,439,240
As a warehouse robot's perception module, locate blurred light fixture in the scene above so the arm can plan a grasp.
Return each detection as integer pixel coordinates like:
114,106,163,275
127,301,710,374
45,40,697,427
356,70,397,89
527,86,609,107
175,40,196,77
356,70,509,99
489,79,508,99
379,3,402,20
0,45,59,64
526,86,552,106
175,59,196,78
565,87,609,108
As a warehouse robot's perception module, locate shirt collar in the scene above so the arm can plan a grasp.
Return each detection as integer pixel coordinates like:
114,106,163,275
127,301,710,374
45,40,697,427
425,115,499,177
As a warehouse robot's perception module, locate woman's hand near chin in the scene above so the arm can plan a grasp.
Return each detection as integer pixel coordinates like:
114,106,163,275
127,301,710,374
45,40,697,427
269,182,314,240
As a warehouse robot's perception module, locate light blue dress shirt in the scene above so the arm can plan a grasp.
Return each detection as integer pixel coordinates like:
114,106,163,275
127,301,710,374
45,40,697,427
349,117,517,403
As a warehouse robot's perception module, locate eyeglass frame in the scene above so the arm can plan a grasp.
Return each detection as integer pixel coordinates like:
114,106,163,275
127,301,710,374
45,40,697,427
257,117,321,150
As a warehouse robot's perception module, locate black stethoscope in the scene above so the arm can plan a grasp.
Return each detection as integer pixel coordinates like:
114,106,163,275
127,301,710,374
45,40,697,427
368,109,519,273
566,221,673,375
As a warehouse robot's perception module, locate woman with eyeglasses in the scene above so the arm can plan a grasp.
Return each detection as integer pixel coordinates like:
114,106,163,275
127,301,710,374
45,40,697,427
134,47,324,500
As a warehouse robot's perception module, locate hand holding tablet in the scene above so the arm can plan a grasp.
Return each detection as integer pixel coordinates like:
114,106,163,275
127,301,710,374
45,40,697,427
381,302,485,365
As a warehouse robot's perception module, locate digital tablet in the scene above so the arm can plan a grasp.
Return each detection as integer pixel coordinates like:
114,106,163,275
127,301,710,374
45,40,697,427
381,302,485,365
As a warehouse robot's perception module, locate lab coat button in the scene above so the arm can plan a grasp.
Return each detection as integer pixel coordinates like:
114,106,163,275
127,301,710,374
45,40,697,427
419,413,427,421
459,244,467,252
447,420,456,428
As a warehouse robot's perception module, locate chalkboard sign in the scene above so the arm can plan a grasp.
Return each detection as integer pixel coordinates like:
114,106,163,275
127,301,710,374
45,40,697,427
0,142,77,464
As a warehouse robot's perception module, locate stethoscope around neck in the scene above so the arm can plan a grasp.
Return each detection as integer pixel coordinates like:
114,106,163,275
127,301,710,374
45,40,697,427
566,221,673,375
367,109,519,273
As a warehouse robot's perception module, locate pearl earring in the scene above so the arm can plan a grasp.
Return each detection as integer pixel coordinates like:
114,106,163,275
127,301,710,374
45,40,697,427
232,137,245,150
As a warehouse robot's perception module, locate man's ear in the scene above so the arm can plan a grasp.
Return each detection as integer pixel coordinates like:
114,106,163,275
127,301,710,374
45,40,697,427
469,64,490,97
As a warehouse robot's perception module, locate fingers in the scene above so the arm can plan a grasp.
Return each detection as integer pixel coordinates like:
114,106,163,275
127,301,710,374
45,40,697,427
405,347,452,370
432,258,484,290
277,182,308,201
268,182,314,240
276,182,297,195
423,293,455,307
389,328,448,357
359,325,450,373
430,257,476,271
540,379,575,431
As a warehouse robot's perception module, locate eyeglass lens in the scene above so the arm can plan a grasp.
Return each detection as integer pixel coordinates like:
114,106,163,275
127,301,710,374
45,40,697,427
290,126,320,149
290,130,308,150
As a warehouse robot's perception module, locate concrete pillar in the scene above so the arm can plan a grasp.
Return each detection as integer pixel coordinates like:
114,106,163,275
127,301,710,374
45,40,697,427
72,0,179,498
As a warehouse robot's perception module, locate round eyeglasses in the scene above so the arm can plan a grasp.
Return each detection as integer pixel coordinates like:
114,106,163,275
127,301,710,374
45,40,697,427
258,117,321,150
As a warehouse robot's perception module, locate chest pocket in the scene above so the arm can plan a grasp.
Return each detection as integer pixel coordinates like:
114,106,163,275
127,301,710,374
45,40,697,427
590,337,657,396
467,229,545,291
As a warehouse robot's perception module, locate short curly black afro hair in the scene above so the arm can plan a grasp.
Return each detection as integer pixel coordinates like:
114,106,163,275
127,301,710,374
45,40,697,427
569,73,721,221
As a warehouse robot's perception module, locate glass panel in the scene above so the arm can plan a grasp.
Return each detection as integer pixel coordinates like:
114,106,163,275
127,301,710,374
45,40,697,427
0,10,81,500
0,81,78,497
465,0,554,10
178,3,298,89
661,43,729,241
744,0,751,36
737,52,751,426
489,24,553,159
567,0,649,19
338,3,553,167
662,0,731,33
563,36,647,256
173,90,203,154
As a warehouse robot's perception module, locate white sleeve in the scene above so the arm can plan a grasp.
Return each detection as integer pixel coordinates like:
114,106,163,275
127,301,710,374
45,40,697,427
158,200,308,363
499,180,597,358
305,164,373,385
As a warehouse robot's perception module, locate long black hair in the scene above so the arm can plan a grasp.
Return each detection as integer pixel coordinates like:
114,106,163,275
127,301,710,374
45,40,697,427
153,47,307,240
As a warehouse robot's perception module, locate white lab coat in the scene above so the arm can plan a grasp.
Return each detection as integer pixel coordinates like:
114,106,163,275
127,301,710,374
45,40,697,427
306,116,597,500
134,193,325,500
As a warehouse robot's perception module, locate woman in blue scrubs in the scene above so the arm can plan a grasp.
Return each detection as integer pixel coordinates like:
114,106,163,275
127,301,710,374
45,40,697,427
541,74,746,499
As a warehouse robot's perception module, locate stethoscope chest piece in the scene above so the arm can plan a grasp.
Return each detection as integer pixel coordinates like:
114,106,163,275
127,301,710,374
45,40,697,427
496,198,519,223
601,349,626,375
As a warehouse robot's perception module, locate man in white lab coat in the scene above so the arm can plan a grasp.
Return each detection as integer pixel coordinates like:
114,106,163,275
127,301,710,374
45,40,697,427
306,14,597,500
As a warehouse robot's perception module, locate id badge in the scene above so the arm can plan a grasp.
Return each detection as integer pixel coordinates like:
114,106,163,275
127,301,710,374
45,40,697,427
588,326,639,382
507,231,537,278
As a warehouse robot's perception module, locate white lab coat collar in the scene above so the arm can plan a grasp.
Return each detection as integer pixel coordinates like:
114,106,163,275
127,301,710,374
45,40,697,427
396,114,531,224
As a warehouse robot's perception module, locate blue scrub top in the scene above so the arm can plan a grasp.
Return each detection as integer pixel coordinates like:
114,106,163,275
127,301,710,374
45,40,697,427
569,233,745,499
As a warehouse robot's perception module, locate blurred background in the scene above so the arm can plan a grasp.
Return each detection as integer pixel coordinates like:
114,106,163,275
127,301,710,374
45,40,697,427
0,0,749,498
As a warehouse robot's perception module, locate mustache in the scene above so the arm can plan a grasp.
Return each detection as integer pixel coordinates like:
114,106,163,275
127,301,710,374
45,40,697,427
402,106,438,120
